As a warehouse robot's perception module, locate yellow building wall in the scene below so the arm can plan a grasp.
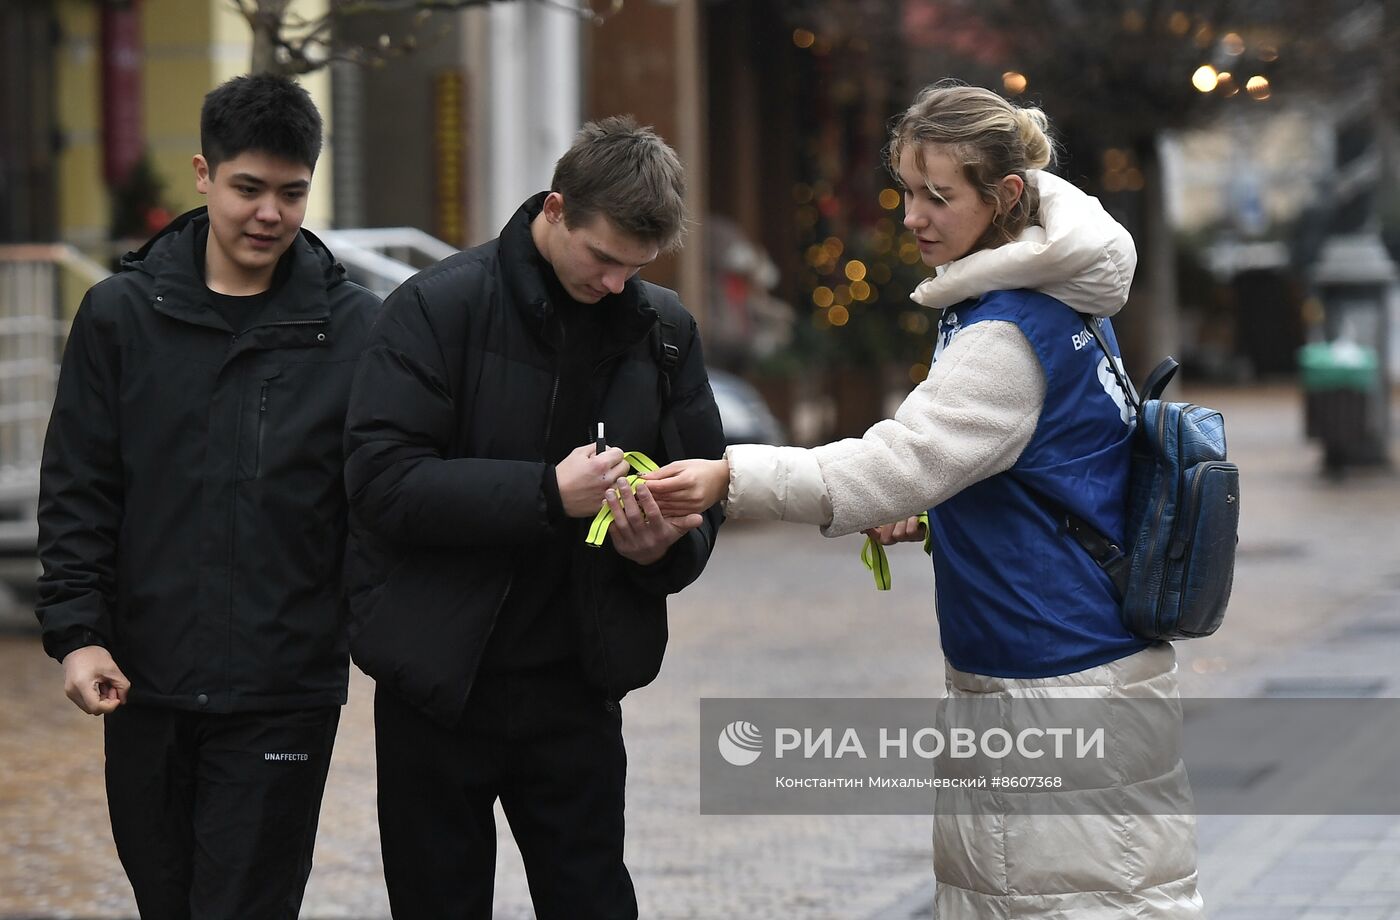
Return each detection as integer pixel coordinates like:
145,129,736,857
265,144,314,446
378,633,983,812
143,0,214,222
56,0,334,253
55,1,104,249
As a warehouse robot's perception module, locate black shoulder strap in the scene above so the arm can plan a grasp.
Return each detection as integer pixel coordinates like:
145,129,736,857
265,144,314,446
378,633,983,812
1033,314,1153,599
652,319,685,463
1140,356,1180,402
445,295,477,460
1079,314,1180,405
1066,512,1130,598
1078,315,1143,414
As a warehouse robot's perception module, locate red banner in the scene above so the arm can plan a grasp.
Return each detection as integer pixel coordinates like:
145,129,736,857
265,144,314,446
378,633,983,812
101,0,143,186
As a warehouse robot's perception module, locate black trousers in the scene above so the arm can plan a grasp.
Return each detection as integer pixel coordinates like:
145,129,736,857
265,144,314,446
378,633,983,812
103,704,340,920
375,668,637,919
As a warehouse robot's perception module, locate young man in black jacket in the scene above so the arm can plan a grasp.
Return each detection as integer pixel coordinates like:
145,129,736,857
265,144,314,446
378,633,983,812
36,74,378,919
344,117,725,918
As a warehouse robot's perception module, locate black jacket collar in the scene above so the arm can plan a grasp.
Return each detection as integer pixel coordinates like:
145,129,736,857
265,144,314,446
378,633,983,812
121,207,343,331
497,193,658,349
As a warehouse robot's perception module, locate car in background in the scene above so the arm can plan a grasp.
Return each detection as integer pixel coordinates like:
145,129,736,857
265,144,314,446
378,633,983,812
708,370,787,447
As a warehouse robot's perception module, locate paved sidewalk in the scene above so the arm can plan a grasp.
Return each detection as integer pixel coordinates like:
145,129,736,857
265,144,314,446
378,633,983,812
1193,583,1400,920
2,383,1398,918
1164,385,1400,920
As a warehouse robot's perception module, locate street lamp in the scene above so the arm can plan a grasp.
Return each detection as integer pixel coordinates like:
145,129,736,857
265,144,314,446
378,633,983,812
1189,31,1274,102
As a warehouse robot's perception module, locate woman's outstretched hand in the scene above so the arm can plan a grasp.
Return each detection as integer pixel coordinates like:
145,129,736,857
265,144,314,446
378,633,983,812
861,515,927,546
641,458,731,517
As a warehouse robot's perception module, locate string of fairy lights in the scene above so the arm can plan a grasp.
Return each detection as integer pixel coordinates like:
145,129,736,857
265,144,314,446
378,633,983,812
792,174,939,385
782,5,1282,387
783,20,974,386
782,12,943,385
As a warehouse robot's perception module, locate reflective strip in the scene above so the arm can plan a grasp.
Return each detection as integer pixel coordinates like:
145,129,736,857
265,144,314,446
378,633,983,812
585,451,662,547
859,512,931,591
861,538,893,591
623,451,660,474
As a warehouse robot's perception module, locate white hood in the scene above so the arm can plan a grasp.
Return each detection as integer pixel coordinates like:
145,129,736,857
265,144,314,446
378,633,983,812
910,169,1136,317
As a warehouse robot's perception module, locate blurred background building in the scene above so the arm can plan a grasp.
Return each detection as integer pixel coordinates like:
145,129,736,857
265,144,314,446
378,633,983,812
3,0,1399,450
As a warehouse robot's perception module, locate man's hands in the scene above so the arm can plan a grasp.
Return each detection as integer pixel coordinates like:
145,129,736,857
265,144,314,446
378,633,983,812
640,458,731,518
861,515,927,546
604,477,703,566
556,442,701,565
557,444,632,518
61,645,129,715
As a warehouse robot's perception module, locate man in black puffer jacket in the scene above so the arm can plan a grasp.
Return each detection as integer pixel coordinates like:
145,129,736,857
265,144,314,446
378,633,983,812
36,74,379,919
344,116,725,918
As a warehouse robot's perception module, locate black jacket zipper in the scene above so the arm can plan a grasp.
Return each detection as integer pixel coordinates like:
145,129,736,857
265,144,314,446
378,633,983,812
255,379,271,478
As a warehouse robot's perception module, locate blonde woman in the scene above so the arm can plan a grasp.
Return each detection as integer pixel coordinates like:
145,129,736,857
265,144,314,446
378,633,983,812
644,83,1203,918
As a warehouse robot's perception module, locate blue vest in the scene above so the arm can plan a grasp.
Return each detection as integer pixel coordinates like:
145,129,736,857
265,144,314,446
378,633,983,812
927,289,1149,678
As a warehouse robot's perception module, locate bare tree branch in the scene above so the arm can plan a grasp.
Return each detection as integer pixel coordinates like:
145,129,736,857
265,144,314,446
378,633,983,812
231,0,622,75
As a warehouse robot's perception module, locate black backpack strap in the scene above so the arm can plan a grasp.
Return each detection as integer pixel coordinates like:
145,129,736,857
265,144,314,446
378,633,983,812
1078,315,1143,414
1064,509,1130,598
652,319,685,463
1036,315,1149,599
444,299,477,459
1078,315,1179,404
1022,478,1129,600
1141,356,1180,402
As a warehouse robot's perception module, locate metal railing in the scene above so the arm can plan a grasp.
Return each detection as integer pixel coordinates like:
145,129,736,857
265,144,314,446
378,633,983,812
0,245,108,481
316,227,458,298
0,244,109,558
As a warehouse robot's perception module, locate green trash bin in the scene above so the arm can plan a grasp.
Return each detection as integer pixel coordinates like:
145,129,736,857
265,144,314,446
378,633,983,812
1298,341,1383,470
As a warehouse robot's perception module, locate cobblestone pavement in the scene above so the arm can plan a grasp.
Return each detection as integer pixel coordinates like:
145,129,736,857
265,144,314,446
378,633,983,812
2,384,1398,918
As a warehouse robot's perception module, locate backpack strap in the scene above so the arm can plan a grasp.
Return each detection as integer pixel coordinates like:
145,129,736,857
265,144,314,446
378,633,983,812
1064,511,1130,597
444,297,478,460
652,319,685,464
1078,313,1181,408
1078,315,1143,413
1141,355,1180,402
1034,315,1147,599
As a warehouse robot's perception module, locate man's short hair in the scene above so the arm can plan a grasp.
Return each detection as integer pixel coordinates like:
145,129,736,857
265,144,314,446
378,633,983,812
551,116,687,251
200,73,324,174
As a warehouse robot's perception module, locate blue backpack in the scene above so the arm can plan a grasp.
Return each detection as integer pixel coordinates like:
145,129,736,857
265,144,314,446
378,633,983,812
1065,318,1240,641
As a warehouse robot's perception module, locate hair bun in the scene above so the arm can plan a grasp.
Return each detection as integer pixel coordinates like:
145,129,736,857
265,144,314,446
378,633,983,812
1015,107,1053,170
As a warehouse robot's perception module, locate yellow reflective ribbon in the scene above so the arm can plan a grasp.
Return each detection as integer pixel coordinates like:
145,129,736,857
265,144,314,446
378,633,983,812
860,511,932,590
861,538,893,591
585,451,662,547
